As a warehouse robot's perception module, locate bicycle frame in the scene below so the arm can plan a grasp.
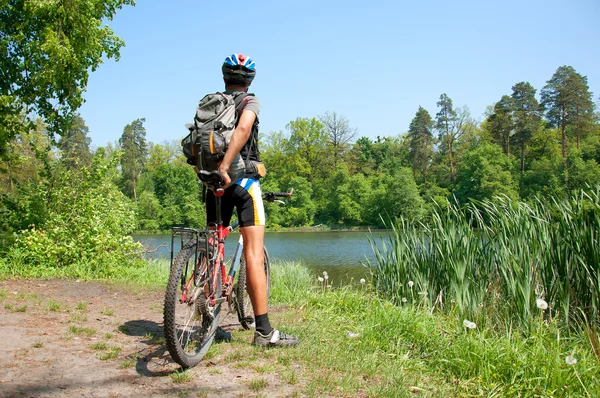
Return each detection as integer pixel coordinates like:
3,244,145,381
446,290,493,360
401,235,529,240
170,191,244,308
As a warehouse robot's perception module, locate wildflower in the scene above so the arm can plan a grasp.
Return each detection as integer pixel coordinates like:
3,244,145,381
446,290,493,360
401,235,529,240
463,320,477,329
402,298,407,303
323,271,328,276
536,298,548,310
408,281,414,288
324,274,329,280
360,278,366,284
566,355,577,365
318,277,324,282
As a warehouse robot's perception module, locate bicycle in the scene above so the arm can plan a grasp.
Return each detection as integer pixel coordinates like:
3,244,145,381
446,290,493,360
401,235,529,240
163,170,293,368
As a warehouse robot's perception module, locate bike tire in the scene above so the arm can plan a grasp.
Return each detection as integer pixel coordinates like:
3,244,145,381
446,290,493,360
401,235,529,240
235,246,271,330
163,242,222,368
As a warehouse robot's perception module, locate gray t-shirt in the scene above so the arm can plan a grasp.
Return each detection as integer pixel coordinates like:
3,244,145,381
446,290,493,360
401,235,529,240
225,90,261,162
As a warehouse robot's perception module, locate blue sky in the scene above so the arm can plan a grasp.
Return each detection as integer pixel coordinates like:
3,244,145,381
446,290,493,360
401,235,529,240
79,0,600,148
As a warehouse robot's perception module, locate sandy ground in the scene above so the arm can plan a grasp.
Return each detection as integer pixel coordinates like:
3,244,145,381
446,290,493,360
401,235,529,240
0,279,303,398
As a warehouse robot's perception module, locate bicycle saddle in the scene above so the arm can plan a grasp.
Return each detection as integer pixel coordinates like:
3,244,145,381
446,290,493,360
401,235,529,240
199,170,225,195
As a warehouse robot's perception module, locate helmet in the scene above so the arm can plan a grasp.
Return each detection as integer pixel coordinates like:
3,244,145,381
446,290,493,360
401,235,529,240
222,53,256,84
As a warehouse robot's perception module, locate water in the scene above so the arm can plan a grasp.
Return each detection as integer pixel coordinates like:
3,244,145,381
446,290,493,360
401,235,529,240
134,231,390,284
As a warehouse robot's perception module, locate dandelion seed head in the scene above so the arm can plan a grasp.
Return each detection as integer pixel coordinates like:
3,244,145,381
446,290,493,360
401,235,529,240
463,320,477,329
318,277,324,282
402,298,407,303
360,278,366,284
536,298,548,310
323,271,328,276
408,281,414,288
324,274,329,280
566,355,577,365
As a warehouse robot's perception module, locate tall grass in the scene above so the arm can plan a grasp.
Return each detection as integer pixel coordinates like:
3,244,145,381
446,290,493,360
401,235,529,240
369,188,600,330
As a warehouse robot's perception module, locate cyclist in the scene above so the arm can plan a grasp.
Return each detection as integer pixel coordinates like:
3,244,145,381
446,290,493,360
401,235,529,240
205,53,299,347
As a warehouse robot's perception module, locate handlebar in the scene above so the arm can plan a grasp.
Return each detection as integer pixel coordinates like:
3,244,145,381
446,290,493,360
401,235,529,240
263,188,294,202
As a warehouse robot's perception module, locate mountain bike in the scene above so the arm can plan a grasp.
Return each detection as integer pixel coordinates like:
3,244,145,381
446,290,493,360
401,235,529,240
163,170,293,368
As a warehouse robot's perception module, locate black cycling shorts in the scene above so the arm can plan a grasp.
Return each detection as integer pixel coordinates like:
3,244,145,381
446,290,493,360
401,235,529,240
206,178,265,227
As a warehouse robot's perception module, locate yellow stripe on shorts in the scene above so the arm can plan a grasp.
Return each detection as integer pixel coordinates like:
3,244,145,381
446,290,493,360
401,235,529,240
247,180,265,226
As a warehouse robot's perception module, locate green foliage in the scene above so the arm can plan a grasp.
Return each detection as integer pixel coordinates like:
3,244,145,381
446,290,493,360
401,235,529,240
151,163,204,229
370,189,600,328
119,118,148,200
455,142,519,203
58,114,92,169
0,0,135,154
407,106,434,182
11,150,143,273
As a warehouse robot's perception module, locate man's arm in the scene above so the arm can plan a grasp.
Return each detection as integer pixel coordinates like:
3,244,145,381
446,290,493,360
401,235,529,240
218,109,256,187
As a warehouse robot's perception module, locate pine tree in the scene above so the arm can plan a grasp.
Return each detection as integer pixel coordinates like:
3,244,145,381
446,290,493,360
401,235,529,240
407,106,434,183
119,118,148,200
511,82,542,173
58,114,92,169
541,66,595,181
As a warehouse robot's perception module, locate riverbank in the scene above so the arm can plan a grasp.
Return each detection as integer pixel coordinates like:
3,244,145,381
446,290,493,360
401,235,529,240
132,224,388,235
1,259,597,397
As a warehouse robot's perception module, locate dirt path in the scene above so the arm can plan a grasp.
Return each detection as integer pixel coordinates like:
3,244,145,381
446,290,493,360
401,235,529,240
0,279,304,397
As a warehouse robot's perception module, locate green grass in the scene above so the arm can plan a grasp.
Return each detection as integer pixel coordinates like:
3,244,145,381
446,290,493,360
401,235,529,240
98,346,121,360
5,303,27,312
248,377,268,392
101,308,115,316
170,370,192,384
75,301,88,311
46,299,62,311
68,325,96,337
370,191,600,330
90,341,108,350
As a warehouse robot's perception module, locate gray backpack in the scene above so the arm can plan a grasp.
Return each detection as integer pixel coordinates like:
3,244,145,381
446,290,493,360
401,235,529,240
182,92,251,183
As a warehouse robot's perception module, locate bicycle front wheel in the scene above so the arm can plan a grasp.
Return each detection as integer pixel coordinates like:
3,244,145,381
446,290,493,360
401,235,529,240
235,246,271,330
163,242,222,368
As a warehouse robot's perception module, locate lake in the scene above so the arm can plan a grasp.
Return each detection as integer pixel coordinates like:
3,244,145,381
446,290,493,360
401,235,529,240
134,231,391,284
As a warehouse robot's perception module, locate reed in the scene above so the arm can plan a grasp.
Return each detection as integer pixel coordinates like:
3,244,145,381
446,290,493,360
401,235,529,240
369,187,600,330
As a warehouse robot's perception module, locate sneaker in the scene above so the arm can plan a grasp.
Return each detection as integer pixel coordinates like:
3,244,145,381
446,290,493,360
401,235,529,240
253,329,299,347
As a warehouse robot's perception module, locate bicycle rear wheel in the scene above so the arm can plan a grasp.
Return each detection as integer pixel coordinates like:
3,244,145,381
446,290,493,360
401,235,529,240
164,242,222,368
235,246,271,330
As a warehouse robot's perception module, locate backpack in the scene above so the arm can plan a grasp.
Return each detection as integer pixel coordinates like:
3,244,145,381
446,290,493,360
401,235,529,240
182,91,252,183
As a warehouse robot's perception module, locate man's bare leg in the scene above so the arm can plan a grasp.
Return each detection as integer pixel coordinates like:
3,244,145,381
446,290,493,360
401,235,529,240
240,225,267,316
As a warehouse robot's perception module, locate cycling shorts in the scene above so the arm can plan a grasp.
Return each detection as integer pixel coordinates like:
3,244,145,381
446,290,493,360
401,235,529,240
206,178,265,227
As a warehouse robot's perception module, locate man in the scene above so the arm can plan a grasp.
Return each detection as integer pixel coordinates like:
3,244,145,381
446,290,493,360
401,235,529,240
206,53,299,347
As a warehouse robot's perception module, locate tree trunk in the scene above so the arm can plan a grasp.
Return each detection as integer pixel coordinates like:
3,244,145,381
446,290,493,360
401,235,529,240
520,140,525,173
448,138,455,184
561,107,568,186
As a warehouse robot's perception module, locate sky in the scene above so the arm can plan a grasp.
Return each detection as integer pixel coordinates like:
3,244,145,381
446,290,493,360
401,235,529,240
78,0,600,149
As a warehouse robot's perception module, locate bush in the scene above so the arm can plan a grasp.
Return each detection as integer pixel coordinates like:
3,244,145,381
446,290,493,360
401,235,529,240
12,151,143,273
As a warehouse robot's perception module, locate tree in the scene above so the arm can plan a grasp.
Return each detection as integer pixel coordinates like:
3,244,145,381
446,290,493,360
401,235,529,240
0,0,134,157
511,82,542,173
541,66,595,181
435,94,458,183
407,106,434,182
58,114,92,169
487,95,515,157
319,111,357,168
284,118,330,181
119,118,148,200
455,142,519,203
